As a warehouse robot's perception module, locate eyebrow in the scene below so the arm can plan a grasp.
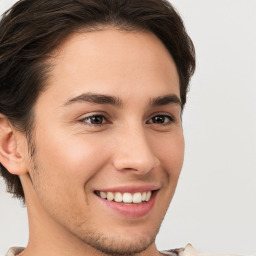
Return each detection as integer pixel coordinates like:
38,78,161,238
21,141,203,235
63,93,122,107
63,93,181,108
150,94,182,107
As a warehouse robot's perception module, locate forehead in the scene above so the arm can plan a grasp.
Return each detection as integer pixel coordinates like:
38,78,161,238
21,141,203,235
40,29,180,105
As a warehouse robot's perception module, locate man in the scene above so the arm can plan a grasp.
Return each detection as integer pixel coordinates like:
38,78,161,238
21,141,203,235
0,0,197,255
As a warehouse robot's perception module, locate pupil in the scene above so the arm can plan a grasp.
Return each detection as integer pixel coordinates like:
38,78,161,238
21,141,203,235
154,116,164,123
92,116,103,124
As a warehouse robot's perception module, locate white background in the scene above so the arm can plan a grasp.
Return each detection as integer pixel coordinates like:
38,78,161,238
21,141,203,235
0,0,255,255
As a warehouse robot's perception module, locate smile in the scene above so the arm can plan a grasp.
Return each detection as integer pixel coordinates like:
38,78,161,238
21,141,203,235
94,186,158,218
95,191,152,204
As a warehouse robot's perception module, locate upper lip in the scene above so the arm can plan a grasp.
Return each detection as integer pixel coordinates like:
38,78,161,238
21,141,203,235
93,184,160,193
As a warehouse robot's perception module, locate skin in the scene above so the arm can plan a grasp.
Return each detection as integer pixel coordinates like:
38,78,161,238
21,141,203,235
1,29,184,256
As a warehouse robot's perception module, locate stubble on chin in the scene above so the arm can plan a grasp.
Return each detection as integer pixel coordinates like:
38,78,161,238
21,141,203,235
74,228,158,256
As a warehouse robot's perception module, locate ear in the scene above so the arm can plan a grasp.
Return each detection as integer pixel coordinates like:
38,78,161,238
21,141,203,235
0,114,28,175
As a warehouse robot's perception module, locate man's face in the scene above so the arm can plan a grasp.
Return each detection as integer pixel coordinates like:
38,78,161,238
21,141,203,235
27,29,184,255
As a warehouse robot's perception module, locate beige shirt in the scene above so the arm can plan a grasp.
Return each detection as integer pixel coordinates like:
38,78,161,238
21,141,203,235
5,244,239,256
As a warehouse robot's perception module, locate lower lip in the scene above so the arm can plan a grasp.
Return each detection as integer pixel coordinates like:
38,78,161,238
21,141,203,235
97,192,157,218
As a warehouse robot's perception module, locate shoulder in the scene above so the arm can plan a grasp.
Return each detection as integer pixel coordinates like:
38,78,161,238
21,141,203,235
5,247,24,256
162,244,241,256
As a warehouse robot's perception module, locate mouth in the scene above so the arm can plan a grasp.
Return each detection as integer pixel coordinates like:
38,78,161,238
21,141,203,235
94,189,158,218
95,190,152,204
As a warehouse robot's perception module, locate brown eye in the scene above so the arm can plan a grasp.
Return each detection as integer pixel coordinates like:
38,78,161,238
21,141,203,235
147,115,174,125
82,115,106,125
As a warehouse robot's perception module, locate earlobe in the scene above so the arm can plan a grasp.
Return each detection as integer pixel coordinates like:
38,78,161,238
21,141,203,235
0,114,28,175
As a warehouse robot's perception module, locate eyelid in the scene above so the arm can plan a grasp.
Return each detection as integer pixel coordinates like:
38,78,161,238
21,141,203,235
78,111,109,119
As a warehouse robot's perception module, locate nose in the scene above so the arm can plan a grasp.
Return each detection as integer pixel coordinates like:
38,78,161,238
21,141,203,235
112,125,160,174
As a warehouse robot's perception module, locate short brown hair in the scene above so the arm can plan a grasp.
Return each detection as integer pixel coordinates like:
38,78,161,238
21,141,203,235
0,0,195,200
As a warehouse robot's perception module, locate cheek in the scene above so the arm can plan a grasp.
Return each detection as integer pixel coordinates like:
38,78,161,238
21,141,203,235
151,130,184,189
167,134,185,174
29,132,112,221
154,130,184,170
33,129,111,194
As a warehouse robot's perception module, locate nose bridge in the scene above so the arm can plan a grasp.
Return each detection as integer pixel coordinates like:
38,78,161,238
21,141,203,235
112,122,160,173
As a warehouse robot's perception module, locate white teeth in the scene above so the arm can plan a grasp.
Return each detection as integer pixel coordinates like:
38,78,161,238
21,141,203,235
133,192,142,204
107,192,114,201
142,192,147,201
100,191,107,199
98,191,153,204
146,191,152,202
123,193,133,203
114,192,122,202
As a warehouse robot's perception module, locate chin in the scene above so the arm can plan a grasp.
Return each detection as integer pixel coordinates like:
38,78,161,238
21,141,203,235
82,231,155,256
74,223,159,256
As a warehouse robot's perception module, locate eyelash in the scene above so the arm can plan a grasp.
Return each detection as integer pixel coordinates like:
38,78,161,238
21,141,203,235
80,115,108,126
146,114,175,125
79,113,175,126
